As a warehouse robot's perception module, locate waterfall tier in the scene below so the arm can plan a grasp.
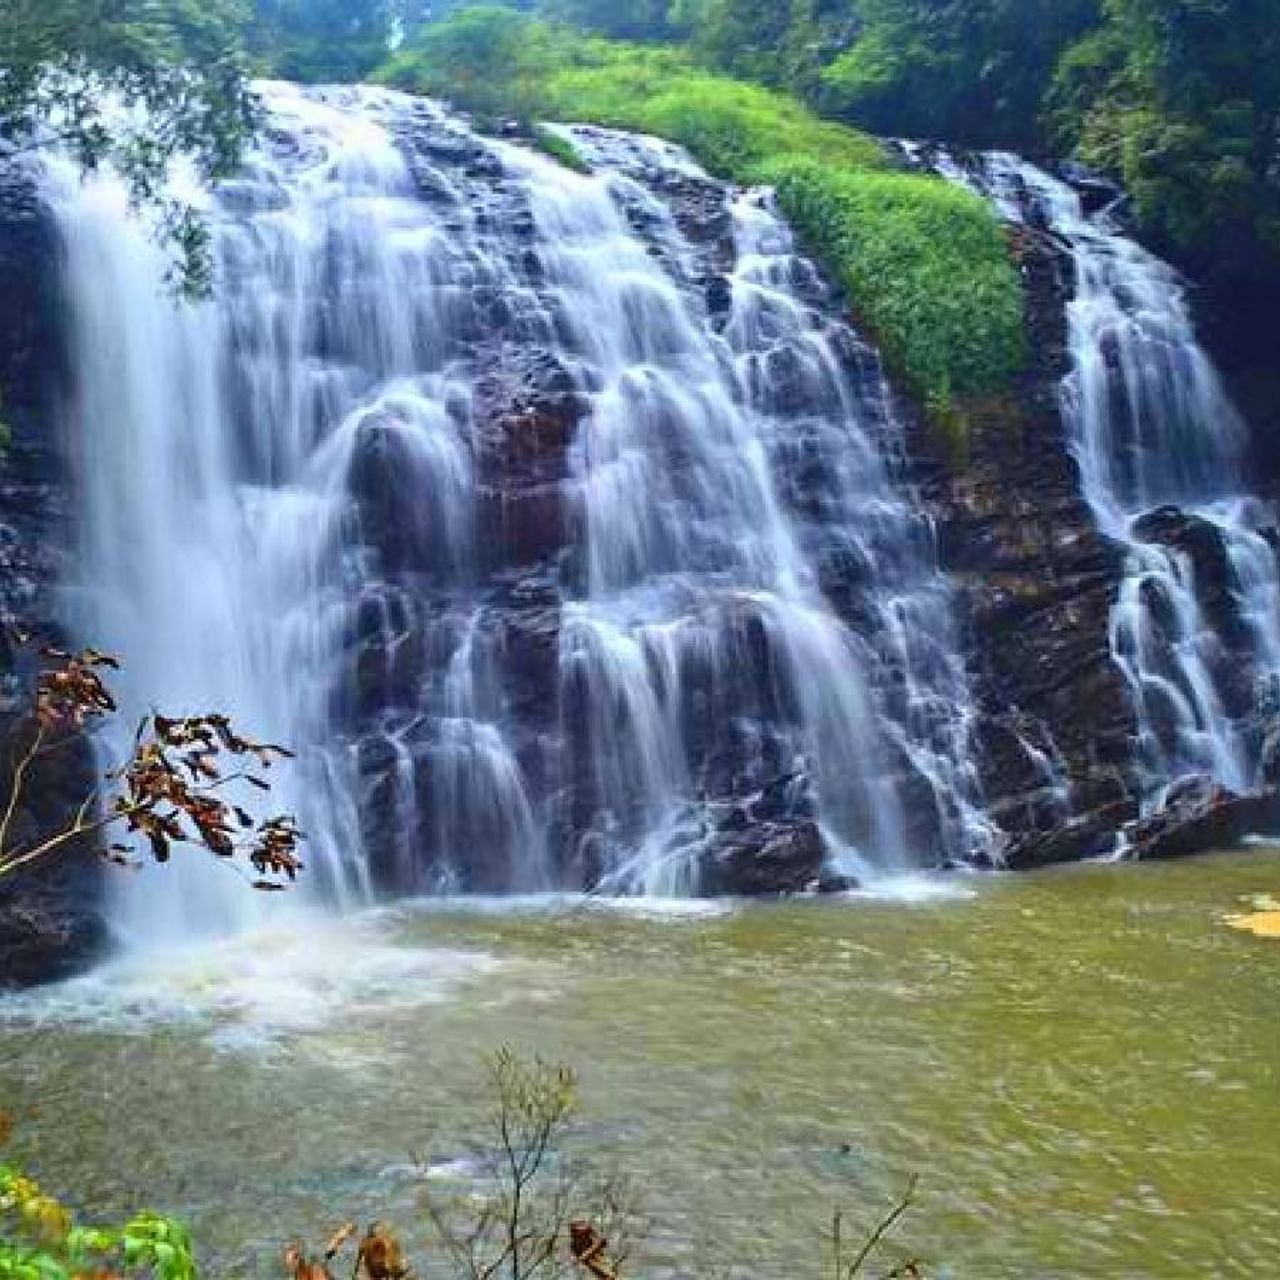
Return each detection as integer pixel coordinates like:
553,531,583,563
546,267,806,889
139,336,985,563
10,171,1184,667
44,85,988,931
942,150,1280,811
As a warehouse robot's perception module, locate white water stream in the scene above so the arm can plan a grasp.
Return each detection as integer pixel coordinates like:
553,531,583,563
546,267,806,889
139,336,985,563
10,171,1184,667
41,86,989,940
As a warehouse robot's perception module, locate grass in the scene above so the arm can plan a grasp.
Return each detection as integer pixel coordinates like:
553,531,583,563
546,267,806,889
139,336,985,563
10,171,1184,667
530,123,592,173
764,158,1028,409
378,9,1027,424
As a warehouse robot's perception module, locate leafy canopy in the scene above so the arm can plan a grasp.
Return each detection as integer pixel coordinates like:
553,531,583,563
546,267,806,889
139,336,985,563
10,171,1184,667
0,0,258,291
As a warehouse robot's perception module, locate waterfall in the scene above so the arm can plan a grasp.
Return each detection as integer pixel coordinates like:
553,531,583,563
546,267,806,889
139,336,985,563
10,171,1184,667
41,84,988,929
945,151,1280,803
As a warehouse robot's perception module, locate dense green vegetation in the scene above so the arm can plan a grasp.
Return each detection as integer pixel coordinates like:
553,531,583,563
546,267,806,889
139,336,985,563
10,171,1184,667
1048,0,1280,292
766,159,1028,414
0,1156,197,1280
3,0,1273,319
8,0,1270,390
379,9,1026,417
245,0,434,83
487,0,1278,296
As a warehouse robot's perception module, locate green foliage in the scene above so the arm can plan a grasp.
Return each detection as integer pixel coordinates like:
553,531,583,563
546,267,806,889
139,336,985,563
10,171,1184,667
815,0,1100,148
545,55,886,176
377,6,562,121
686,0,1280,292
690,0,857,95
531,124,591,172
539,0,687,41
765,158,1027,408
382,9,1026,417
0,1163,196,1280
246,0,431,83
1049,0,1280,289
0,0,257,292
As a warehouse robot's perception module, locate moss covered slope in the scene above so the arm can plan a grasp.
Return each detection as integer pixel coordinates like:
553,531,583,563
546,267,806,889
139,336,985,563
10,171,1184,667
378,8,1027,418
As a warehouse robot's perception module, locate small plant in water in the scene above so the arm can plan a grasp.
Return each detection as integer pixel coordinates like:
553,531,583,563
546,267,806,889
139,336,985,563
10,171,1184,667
281,1050,926,1280
285,1050,642,1280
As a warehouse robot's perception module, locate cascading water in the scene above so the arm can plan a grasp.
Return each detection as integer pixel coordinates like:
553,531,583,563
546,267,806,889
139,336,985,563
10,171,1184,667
942,150,1280,804
41,85,989,929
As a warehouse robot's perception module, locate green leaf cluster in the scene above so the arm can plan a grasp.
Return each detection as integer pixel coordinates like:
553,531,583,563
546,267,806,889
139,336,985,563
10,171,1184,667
1048,0,1280,290
0,1164,196,1280
0,0,258,293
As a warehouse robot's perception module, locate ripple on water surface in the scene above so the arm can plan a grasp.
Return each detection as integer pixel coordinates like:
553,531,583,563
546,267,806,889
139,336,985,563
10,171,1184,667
6,855,1280,1279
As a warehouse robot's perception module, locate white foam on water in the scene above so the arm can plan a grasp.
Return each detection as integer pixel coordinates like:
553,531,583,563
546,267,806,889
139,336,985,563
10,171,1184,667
403,892,736,921
0,909,499,1049
846,874,981,904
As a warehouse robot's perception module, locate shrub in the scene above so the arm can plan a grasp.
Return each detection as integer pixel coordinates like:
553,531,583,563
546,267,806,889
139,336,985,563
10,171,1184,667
0,1161,196,1280
763,159,1028,409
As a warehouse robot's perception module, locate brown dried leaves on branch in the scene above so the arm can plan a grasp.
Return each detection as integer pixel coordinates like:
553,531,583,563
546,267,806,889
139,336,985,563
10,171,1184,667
284,1223,408,1280
568,1222,619,1279
34,646,118,730
0,645,304,889
116,712,302,881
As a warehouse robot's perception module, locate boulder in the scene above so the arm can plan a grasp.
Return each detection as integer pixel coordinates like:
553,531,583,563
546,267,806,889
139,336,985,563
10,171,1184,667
0,871,110,990
1131,506,1247,650
1126,783,1280,862
699,817,831,897
1002,798,1138,870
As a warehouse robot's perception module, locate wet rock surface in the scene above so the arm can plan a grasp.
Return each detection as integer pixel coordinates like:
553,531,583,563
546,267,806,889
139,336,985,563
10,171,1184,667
0,164,107,988
1125,778,1280,862
910,221,1143,866
700,817,829,897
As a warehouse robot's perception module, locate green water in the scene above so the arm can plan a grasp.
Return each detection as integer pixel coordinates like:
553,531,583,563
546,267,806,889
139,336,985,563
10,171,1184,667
5,853,1280,1278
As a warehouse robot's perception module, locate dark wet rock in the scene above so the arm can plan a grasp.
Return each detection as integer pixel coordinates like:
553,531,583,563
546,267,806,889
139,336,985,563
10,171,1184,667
0,165,64,422
1131,506,1248,649
1259,725,1280,788
349,408,470,577
1125,783,1280,862
1055,161,1126,217
910,222,1141,863
0,169,100,988
0,871,109,989
699,817,830,896
749,771,817,823
1003,798,1138,870
705,274,733,318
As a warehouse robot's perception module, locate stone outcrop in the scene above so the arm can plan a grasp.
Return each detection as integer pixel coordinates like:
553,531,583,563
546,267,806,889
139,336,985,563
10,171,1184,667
0,162,108,989
907,216,1142,867
1125,776,1280,862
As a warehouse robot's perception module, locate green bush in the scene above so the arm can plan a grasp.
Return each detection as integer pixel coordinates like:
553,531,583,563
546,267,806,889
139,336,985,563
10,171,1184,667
0,1162,196,1280
544,54,887,176
765,158,1027,410
531,124,592,172
379,9,1027,419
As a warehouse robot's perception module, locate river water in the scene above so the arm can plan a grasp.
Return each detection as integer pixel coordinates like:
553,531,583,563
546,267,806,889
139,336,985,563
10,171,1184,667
4,855,1280,1278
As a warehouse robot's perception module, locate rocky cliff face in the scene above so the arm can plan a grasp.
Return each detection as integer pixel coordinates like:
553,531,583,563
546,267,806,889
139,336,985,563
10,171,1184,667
3,116,1279,988
905,223,1143,868
0,164,108,987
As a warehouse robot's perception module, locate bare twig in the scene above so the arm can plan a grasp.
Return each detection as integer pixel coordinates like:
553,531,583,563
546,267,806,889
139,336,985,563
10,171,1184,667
844,1175,920,1279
